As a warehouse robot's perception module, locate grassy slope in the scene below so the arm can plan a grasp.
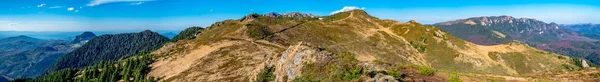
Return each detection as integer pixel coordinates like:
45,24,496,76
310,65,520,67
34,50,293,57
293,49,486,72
149,10,582,81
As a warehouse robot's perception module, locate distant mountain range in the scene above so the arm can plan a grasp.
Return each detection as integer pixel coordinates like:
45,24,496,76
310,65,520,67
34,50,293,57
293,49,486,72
0,32,96,79
434,16,595,45
0,35,44,43
15,11,600,82
160,32,177,39
0,31,181,40
562,24,600,39
434,16,600,65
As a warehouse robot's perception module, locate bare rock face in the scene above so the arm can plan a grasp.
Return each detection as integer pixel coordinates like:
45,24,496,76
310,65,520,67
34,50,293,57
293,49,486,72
260,12,316,18
264,12,281,17
582,59,590,68
273,42,332,82
282,12,315,18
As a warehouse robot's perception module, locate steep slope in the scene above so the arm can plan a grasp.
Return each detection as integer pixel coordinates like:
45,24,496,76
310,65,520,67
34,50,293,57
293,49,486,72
434,16,600,65
46,30,169,73
148,10,581,82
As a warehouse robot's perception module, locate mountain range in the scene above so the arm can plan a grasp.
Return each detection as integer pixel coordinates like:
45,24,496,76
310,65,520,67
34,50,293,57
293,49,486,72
9,10,600,82
143,10,586,81
433,16,600,65
0,32,96,79
562,24,600,39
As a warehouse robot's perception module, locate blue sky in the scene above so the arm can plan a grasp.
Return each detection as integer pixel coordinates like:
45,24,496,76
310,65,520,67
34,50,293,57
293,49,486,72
0,0,599,31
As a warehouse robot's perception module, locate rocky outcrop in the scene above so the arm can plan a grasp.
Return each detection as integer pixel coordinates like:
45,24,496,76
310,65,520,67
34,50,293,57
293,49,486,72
273,42,331,81
262,12,316,18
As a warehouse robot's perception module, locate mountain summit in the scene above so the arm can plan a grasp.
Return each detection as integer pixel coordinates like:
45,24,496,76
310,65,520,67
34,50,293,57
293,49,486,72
71,31,96,44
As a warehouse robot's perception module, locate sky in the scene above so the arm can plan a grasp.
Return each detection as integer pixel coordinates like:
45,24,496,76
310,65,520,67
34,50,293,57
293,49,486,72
0,0,599,32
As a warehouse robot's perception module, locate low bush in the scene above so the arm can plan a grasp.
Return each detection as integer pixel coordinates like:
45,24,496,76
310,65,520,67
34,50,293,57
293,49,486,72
418,66,434,76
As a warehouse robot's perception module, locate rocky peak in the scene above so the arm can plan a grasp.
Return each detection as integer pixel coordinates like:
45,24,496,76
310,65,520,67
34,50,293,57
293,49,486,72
264,12,281,17
259,12,316,18
282,12,315,18
242,13,260,21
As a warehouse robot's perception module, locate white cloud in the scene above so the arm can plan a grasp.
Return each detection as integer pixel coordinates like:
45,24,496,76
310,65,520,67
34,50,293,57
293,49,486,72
330,6,365,15
8,23,18,26
49,6,63,9
37,4,46,7
131,2,144,5
67,7,74,11
75,10,79,12
87,0,154,6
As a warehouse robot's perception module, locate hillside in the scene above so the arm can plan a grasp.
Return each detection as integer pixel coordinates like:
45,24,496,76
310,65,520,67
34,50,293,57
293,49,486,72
0,35,43,43
562,24,600,39
0,35,54,51
0,35,78,78
0,32,98,79
433,16,600,65
170,26,204,42
20,53,156,82
46,30,169,73
562,24,600,34
147,10,585,82
0,45,73,78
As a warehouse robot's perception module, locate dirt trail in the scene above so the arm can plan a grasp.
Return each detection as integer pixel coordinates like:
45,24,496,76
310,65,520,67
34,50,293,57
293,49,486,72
333,11,355,22
148,41,238,80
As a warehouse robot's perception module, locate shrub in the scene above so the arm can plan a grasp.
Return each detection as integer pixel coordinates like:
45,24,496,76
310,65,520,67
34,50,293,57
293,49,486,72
448,72,462,82
387,69,404,79
418,66,434,76
256,66,275,82
342,67,363,80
